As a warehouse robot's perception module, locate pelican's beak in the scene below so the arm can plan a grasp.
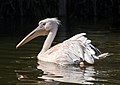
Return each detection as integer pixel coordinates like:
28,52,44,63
16,26,48,48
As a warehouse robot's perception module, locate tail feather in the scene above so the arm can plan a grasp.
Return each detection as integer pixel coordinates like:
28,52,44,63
98,53,110,59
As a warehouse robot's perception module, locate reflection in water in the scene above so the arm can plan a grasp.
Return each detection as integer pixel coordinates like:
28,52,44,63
37,61,96,84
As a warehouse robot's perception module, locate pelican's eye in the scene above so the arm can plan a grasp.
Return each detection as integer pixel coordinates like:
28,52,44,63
43,22,46,25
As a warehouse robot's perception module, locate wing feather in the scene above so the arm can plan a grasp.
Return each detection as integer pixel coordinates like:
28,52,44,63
66,33,102,64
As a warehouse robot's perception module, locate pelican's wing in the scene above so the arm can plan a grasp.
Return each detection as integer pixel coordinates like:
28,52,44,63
64,33,109,64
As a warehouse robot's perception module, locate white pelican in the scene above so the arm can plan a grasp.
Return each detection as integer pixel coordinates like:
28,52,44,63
16,18,109,65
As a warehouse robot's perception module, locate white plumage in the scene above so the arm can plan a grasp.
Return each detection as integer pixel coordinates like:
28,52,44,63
16,18,109,65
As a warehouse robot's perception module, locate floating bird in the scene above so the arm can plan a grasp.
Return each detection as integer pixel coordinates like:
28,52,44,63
16,18,109,65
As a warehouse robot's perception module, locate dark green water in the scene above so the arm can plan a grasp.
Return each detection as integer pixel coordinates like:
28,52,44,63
0,21,120,85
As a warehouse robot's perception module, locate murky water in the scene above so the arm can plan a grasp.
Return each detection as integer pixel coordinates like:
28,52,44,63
0,19,120,85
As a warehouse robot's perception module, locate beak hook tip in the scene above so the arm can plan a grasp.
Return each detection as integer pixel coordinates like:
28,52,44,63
16,45,19,49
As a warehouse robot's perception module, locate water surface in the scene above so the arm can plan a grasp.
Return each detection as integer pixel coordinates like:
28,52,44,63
0,22,120,85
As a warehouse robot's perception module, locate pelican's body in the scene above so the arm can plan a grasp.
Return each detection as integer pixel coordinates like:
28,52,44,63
16,18,109,65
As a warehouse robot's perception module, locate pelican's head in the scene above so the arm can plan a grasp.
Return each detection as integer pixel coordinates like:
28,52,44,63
16,18,60,48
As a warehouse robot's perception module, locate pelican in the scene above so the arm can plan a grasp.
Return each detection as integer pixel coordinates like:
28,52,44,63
16,18,109,65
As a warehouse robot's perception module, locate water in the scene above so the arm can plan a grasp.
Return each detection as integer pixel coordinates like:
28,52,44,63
0,19,120,85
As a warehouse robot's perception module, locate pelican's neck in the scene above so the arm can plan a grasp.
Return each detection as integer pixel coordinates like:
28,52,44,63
40,28,58,54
